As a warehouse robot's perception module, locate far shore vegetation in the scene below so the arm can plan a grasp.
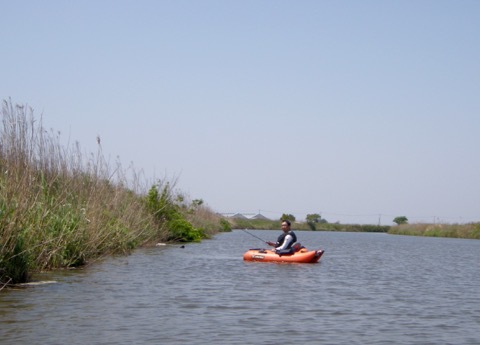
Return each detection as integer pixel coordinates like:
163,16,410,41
231,215,480,240
1,99,478,288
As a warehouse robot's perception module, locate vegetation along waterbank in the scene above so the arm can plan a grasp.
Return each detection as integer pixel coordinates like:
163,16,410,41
0,100,231,287
231,217,480,239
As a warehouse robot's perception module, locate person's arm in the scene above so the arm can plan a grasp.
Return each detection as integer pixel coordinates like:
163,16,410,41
266,241,277,247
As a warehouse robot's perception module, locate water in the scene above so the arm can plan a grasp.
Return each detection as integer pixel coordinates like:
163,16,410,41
1,230,479,344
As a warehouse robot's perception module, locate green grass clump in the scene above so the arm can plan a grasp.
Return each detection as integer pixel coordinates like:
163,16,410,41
145,182,207,242
0,99,228,286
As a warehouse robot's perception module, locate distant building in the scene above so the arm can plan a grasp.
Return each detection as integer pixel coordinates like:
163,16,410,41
231,213,248,219
251,213,269,220
220,212,270,220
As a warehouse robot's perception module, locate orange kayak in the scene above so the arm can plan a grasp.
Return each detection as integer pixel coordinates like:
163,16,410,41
243,247,324,263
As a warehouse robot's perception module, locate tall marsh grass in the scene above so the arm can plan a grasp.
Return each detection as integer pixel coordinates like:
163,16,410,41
388,223,480,239
0,100,227,286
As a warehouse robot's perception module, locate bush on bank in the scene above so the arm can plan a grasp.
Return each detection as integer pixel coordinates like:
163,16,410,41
0,100,230,286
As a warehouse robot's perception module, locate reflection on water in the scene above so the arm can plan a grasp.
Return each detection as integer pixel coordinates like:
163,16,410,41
1,230,479,345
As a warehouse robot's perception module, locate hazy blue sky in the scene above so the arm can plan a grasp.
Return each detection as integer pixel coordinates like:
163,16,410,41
2,1,479,224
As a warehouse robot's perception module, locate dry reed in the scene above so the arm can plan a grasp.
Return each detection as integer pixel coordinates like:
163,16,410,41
1,99,226,285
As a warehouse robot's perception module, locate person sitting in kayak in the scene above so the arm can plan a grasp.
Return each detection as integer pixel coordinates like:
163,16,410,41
266,220,297,253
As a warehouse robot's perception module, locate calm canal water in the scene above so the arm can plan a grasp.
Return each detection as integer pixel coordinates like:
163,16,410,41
1,230,479,344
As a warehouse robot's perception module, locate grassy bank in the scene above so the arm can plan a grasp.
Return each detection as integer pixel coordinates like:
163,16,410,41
0,100,229,286
388,223,480,239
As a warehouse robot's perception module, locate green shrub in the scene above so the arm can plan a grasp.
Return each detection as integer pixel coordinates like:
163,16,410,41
219,218,232,232
146,182,181,222
167,218,204,242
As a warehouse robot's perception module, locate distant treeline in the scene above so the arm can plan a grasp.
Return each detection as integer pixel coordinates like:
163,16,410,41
230,218,480,239
230,218,390,233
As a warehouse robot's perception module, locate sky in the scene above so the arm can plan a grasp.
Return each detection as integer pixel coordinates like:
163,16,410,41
2,1,479,225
